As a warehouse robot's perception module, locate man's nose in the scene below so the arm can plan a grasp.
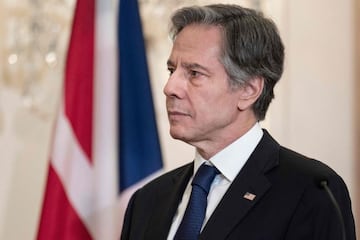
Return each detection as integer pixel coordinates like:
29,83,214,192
163,70,185,99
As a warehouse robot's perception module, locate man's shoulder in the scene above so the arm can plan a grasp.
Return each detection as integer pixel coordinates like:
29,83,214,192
260,130,339,182
277,146,341,187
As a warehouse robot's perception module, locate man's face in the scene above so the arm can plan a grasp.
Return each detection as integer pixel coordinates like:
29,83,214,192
164,24,243,147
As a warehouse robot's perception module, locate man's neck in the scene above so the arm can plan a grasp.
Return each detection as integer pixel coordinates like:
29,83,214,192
195,119,258,160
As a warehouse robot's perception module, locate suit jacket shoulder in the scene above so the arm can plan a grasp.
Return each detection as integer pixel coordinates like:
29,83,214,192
121,163,193,240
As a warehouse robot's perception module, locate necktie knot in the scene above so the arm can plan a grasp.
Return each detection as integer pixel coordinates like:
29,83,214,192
192,164,219,194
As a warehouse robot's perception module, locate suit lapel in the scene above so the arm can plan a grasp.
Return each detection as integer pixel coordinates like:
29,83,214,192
145,163,193,239
200,131,280,239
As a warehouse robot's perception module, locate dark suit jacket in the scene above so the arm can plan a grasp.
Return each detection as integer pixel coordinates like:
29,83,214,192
121,130,356,240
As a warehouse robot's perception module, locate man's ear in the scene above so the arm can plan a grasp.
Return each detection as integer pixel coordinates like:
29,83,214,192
237,77,264,111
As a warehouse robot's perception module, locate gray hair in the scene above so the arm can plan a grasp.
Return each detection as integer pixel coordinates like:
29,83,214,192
170,4,284,121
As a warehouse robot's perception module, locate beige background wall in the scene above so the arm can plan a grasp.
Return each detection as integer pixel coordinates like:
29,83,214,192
0,0,358,239
355,0,360,232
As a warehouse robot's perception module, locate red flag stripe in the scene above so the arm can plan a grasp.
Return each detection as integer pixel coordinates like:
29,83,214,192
37,166,92,240
64,0,95,163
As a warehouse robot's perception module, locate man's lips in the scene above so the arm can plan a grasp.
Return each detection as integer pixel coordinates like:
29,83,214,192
167,110,191,119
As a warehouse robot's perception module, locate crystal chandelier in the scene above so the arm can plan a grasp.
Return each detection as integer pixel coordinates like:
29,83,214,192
0,0,74,116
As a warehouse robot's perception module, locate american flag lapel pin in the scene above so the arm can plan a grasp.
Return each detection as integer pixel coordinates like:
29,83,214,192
243,192,256,201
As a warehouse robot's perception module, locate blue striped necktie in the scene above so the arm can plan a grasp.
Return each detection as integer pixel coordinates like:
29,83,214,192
174,164,219,240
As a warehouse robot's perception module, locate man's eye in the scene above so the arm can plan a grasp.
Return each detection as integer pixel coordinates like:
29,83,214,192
168,68,175,75
189,70,201,78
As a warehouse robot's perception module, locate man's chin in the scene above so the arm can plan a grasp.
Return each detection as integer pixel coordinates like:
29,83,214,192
169,131,183,140
169,129,188,142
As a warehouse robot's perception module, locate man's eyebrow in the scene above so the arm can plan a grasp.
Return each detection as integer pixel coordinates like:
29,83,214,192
167,60,212,75
167,59,175,67
182,62,212,75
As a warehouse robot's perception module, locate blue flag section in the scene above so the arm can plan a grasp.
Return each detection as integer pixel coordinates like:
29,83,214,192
118,0,163,192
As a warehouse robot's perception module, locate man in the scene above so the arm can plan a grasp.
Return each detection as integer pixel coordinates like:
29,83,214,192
121,4,356,240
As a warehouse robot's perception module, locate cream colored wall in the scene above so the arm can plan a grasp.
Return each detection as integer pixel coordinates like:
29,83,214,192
0,0,358,239
272,0,356,195
356,0,360,236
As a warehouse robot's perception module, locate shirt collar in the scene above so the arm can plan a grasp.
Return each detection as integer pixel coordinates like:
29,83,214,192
194,122,263,182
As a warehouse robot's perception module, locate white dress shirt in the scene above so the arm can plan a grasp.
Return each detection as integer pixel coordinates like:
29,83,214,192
167,123,263,239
